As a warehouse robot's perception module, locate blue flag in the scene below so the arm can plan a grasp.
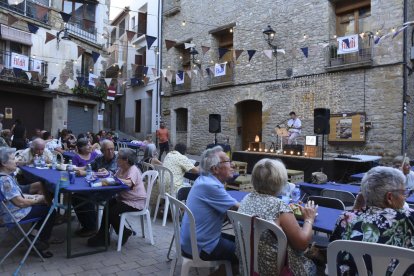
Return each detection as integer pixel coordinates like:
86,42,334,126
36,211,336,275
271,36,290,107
247,50,256,62
301,47,309,58
146,35,157,49
27,23,39,34
218,48,229,59
92,51,100,63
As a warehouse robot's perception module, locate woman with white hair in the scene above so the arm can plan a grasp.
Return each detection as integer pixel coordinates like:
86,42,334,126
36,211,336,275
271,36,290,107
238,158,317,275
142,143,162,166
330,166,414,275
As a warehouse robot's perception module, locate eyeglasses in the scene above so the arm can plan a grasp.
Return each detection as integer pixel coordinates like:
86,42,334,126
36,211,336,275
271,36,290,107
220,160,232,164
389,189,413,197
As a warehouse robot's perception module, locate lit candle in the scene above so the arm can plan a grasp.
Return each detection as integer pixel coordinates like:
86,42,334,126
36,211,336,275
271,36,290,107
304,152,308,156
255,135,260,142
253,148,256,151
265,149,268,153
270,149,274,153
247,148,250,151
259,148,262,152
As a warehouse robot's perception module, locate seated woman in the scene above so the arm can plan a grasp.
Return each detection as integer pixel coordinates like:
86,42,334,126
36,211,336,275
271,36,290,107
142,143,162,166
42,131,64,154
72,138,98,168
90,133,102,155
87,148,146,247
238,158,317,276
330,166,414,275
0,147,56,257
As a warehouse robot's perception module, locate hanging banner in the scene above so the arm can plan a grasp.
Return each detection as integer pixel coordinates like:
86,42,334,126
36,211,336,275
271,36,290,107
337,34,359,54
88,73,97,87
11,52,29,71
214,63,226,77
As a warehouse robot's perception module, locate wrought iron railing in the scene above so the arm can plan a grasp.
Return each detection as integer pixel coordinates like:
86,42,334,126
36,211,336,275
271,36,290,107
207,64,235,87
325,39,373,70
0,0,49,24
66,17,97,43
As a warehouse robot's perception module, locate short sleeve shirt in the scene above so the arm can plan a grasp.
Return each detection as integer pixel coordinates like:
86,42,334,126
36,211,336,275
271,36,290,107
0,175,31,224
180,174,238,255
72,151,98,167
45,139,62,152
19,148,54,165
163,151,195,192
90,154,118,173
116,165,146,210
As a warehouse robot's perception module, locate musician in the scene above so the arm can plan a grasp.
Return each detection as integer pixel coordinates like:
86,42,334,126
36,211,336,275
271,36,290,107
287,111,301,144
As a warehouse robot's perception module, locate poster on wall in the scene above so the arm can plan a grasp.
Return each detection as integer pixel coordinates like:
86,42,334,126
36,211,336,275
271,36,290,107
4,107,12,119
11,52,29,71
32,59,42,73
337,34,359,54
328,113,366,144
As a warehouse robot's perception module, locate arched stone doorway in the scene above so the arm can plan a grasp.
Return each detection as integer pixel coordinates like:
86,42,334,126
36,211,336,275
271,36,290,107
236,100,263,150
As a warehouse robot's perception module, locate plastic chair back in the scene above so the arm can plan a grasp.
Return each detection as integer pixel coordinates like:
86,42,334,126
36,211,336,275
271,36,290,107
177,187,191,202
141,162,154,172
328,240,414,276
321,189,356,207
154,165,174,195
142,170,159,210
308,195,346,210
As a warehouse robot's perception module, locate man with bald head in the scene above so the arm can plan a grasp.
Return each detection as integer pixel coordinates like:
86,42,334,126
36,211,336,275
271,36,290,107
18,138,53,166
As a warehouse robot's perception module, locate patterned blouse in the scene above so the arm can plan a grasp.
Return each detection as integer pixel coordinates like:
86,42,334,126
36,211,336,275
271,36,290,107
238,192,316,276
330,206,414,275
162,151,195,193
0,175,31,224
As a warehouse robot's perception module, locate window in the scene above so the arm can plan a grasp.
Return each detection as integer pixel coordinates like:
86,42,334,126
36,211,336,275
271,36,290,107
135,100,141,132
137,12,147,36
118,19,125,38
335,0,371,36
176,44,191,71
63,0,97,33
110,28,116,45
10,41,29,56
176,108,188,132
134,47,146,80
81,53,94,78
131,16,136,31
212,27,233,62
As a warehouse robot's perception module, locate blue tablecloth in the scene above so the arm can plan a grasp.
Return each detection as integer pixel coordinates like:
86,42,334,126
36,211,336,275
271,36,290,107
126,142,144,150
299,182,360,196
350,173,365,180
226,190,341,233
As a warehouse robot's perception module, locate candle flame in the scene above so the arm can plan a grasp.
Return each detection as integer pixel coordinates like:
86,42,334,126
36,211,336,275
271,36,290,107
255,135,260,142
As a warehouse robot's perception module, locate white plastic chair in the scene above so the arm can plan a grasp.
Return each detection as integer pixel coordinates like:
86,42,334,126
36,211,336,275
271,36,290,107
153,165,174,226
227,210,287,276
116,170,158,251
327,240,414,276
166,193,232,276
141,162,154,172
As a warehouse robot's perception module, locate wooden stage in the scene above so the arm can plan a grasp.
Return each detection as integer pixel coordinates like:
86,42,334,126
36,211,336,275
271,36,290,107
231,151,379,182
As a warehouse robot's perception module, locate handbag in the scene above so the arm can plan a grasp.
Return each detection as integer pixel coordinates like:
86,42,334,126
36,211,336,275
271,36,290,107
249,216,294,276
311,172,327,184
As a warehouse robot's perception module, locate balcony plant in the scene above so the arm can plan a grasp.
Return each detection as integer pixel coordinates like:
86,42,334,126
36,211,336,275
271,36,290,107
72,84,107,100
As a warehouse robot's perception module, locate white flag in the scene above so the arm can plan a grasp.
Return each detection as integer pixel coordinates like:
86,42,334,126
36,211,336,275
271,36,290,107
104,78,112,87
186,70,192,79
161,69,167,77
88,73,97,87
263,50,273,60
214,63,226,77
176,71,184,84
193,69,198,76
184,43,195,49
276,49,286,55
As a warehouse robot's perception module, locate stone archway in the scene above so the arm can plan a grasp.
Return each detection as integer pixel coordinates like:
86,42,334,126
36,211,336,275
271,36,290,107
236,100,263,150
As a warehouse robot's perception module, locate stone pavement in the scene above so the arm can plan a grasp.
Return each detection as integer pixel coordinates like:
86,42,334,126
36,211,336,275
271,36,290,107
0,215,217,276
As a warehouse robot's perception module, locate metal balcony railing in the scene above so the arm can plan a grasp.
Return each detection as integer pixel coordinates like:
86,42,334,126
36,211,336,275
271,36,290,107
207,64,235,88
163,0,180,16
0,0,49,24
66,17,97,43
325,39,373,71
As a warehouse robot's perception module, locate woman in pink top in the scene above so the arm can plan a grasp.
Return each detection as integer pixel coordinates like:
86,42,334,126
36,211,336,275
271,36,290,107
88,148,146,247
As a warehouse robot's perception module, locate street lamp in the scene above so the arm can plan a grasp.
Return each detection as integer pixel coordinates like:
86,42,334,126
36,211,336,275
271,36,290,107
189,47,199,64
263,25,279,78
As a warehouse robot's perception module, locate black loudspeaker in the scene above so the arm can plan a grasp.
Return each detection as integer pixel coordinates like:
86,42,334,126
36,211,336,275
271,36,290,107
209,114,221,133
314,108,330,134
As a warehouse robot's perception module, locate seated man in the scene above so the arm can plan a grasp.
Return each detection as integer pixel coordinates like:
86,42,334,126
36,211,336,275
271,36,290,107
163,143,199,193
73,140,118,237
180,146,239,263
17,138,53,166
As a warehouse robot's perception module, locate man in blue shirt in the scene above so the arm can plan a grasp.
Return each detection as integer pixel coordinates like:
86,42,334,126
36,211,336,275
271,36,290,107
181,146,239,263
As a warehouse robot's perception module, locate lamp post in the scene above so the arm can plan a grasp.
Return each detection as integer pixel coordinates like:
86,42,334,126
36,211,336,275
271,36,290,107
263,25,278,79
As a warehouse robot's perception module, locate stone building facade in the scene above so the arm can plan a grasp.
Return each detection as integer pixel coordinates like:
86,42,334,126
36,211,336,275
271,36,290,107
161,0,414,161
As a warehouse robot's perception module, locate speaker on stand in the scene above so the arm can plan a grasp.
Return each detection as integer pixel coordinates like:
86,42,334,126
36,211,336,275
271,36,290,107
314,108,330,171
209,114,221,145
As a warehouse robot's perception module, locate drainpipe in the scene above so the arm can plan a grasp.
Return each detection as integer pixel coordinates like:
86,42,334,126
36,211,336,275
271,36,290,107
155,0,163,145
402,0,408,154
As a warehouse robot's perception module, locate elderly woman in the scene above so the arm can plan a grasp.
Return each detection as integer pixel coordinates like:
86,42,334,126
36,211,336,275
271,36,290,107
238,158,317,276
393,155,414,190
0,147,55,257
87,148,146,247
330,166,414,275
142,143,162,166
72,138,98,167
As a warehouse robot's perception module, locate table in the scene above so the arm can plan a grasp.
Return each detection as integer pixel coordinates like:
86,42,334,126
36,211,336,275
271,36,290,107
298,182,360,196
20,166,128,258
227,190,342,233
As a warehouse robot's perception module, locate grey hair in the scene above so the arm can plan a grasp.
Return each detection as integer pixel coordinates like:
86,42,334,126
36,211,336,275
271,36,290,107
251,158,288,195
30,138,45,149
144,143,157,159
118,148,136,166
200,146,223,175
361,166,406,207
100,139,114,150
393,155,410,166
0,147,15,167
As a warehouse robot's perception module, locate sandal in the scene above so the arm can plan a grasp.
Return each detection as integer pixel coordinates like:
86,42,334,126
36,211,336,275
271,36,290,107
40,250,53,258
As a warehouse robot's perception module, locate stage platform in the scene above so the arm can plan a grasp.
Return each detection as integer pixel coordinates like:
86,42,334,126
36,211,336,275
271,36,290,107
231,151,379,182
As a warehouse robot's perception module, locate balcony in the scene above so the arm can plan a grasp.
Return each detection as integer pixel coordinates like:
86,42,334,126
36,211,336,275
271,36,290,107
207,64,235,88
325,42,373,72
172,77,191,94
0,50,48,89
0,0,49,24
163,0,180,16
66,17,97,43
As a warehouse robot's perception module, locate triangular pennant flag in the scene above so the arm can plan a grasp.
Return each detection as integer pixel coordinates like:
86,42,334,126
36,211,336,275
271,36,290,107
218,48,229,59
276,49,286,55
8,0,24,4
165,40,176,50
146,35,157,49
35,4,49,20
143,66,148,75
196,63,202,70
27,23,39,34
342,38,350,48
151,68,157,77
104,78,112,86
234,49,244,60
176,71,184,85
126,30,135,42
301,47,309,58
263,50,273,60
130,77,139,86
77,46,85,58
247,50,256,62
166,70,173,83
25,72,31,79
59,11,71,23
51,76,56,84
186,70,192,79
374,36,381,44
76,77,85,87
45,32,56,44
8,14,19,26
184,43,195,49
193,69,198,76
92,51,100,63
201,46,210,54
161,69,167,77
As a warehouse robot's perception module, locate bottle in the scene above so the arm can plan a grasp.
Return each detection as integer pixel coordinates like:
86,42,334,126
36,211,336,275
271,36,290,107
40,155,46,168
291,184,301,203
67,160,75,184
86,164,93,179
34,154,40,168
51,155,57,170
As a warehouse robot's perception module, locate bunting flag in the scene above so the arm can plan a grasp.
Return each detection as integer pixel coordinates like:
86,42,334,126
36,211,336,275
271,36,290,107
51,76,56,84
126,30,135,42
196,63,202,70
301,47,309,58
166,70,173,83
161,69,167,77
151,68,157,77
143,66,148,75
184,43,195,49
77,46,85,58
27,23,39,34
193,69,198,76
247,50,256,62
76,77,85,87
218,48,229,59
186,70,192,79
59,11,71,23
92,51,100,63
263,49,273,60
25,72,31,79
8,0,24,4
88,73,97,87
176,71,184,85
45,32,56,44
35,4,49,20
276,49,286,55
104,78,112,87
234,49,244,60
146,35,157,49
165,39,176,50
8,14,19,26
214,63,226,77
130,77,140,86
201,46,210,54
374,36,382,44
